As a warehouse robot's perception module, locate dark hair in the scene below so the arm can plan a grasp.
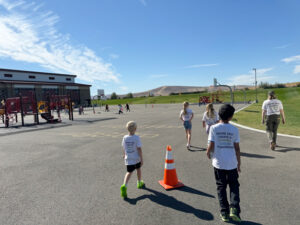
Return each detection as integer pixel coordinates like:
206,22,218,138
268,90,276,99
218,104,235,121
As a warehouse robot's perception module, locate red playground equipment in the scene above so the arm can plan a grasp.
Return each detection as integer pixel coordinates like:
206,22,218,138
1,93,73,128
198,91,224,105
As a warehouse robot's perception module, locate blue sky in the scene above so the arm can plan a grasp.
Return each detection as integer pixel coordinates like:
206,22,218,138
0,0,300,95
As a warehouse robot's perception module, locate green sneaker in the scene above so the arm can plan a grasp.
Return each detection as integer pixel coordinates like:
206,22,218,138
230,208,241,223
120,184,127,198
220,213,230,222
137,180,145,189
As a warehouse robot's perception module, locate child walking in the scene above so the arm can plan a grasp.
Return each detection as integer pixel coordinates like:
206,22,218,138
118,104,123,114
202,103,219,134
120,121,145,198
206,104,242,223
179,102,194,150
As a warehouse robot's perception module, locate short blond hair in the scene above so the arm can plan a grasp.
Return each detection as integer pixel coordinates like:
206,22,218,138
126,121,137,133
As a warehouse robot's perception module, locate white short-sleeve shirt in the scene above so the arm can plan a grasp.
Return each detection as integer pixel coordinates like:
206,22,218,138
208,123,240,170
262,99,283,116
202,111,219,126
122,134,142,165
179,108,193,121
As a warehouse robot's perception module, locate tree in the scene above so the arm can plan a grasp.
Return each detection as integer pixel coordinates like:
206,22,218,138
126,93,133,98
111,92,118,99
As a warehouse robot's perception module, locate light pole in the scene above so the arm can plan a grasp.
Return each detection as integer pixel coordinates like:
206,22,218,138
253,68,258,103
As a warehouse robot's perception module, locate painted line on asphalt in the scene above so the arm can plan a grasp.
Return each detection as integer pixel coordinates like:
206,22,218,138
232,103,300,139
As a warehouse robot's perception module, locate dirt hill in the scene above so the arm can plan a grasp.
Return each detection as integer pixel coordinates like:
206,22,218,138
130,85,251,97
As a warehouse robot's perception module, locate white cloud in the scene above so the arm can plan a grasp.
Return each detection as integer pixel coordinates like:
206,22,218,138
0,0,119,83
139,0,147,6
281,54,300,74
185,63,218,69
255,68,273,75
120,86,129,92
294,65,300,74
149,74,168,78
281,55,300,63
109,53,119,60
274,44,290,49
227,68,274,86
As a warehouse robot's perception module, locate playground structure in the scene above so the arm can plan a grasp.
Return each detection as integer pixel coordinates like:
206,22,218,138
0,93,73,128
198,91,225,105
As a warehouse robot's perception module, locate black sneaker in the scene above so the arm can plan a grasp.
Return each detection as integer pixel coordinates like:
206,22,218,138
230,207,241,223
220,212,230,222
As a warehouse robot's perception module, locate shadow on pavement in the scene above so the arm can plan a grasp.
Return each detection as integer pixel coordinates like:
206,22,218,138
241,152,275,159
226,221,262,225
189,146,206,152
74,117,117,123
125,187,214,221
172,185,215,198
274,146,300,153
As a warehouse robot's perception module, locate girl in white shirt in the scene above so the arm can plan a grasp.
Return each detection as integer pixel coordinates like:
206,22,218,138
202,103,219,134
179,102,194,150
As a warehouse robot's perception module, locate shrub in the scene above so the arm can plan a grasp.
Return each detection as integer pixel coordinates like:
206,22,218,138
111,92,118,99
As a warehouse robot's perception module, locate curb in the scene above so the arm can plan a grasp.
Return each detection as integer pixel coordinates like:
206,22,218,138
233,103,300,139
0,123,72,137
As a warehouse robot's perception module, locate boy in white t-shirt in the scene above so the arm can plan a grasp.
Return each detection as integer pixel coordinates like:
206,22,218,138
206,104,241,223
120,121,144,198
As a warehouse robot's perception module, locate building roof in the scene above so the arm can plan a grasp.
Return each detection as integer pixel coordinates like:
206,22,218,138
0,68,77,77
0,79,91,87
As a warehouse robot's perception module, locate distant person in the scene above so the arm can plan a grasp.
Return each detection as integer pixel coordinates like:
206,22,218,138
206,104,241,223
79,105,84,115
262,91,286,150
126,103,130,112
105,104,109,112
118,104,123,114
179,102,194,150
202,103,219,134
120,121,144,199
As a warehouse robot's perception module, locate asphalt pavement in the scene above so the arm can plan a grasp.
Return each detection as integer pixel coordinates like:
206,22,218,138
0,104,299,225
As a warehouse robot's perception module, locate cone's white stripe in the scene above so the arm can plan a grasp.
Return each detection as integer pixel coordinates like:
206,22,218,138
165,151,173,160
165,163,175,170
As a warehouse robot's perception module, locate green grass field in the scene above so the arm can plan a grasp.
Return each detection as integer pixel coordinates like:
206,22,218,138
93,87,300,136
233,87,300,136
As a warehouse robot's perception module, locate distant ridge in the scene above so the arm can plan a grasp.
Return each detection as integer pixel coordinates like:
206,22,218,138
129,85,252,97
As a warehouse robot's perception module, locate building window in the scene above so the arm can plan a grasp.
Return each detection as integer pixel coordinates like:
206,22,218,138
49,77,55,80
29,75,36,79
66,78,71,81
4,74,13,78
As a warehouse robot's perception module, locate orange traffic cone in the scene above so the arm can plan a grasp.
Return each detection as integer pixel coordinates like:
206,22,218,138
159,145,184,190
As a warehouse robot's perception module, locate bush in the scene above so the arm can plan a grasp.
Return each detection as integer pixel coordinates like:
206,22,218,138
123,93,133,99
259,82,286,89
273,83,286,88
297,83,300,87
111,92,118,99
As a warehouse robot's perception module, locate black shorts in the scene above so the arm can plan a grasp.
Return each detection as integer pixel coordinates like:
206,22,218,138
126,162,141,173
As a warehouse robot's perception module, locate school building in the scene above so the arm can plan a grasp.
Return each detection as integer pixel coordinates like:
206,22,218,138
0,68,91,106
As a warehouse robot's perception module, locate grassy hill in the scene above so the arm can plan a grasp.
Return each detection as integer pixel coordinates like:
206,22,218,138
233,87,300,136
94,88,273,105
